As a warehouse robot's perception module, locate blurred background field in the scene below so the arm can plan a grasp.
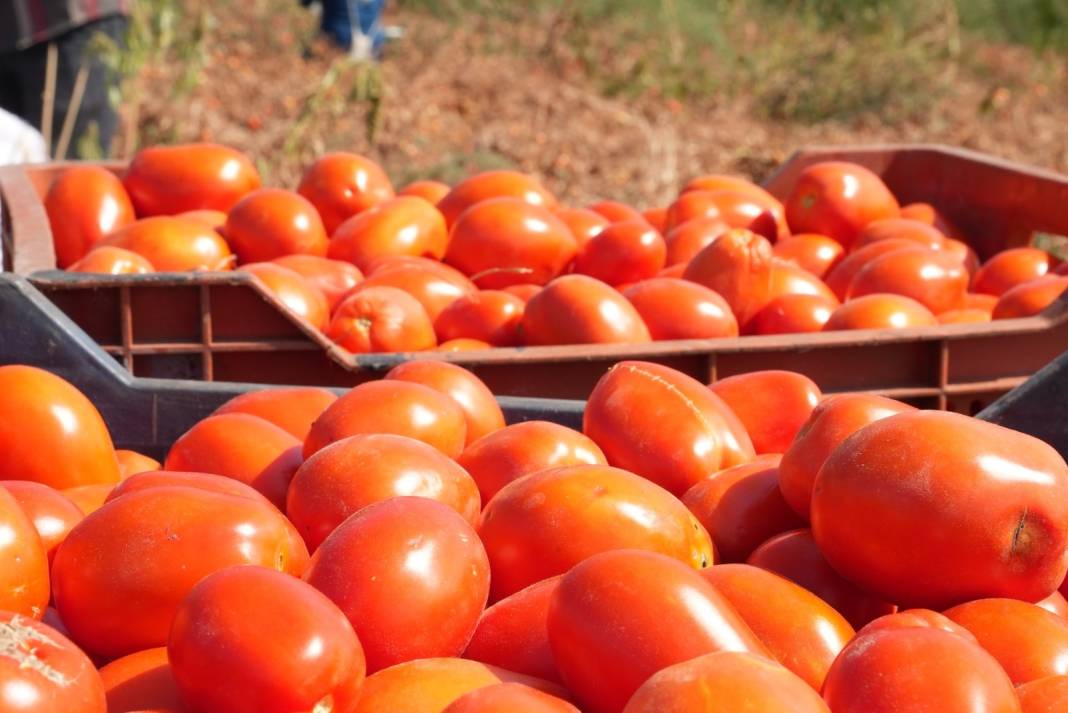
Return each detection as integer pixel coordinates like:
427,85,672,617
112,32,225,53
101,0,1068,207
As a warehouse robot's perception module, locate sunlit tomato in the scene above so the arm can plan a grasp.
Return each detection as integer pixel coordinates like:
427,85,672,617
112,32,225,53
326,286,437,353
164,413,300,510
699,189,789,242
587,200,647,225
123,143,260,216
943,237,982,276
682,458,803,563
444,198,577,289
900,201,963,239
784,161,900,248
973,247,1050,296
641,207,667,233
993,275,1068,319
241,262,329,330
584,361,754,496
105,470,274,507
0,481,83,563
663,215,730,266
0,487,49,618
1017,675,1068,713
178,208,228,231
45,165,135,267
548,549,768,713
824,237,919,299
852,217,946,251
858,609,977,641
772,233,844,278
623,651,830,713
573,220,666,286
944,598,1068,684
502,283,542,302
439,338,493,351
224,188,329,264
399,179,450,205
272,254,364,311
621,277,738,340
288,434,480,550
304,379,467,458
438,171,557,228
443,682,578,713
823,627,1020,713
99,647,184,713
683,229,775,324
297,152,395,234
664,191,723,232
939,308,992,324
68,244,154,274
0,365,120,489
0,611,106,712
385,361,505,445
169,565,365,713
464,576,563,684
748,529,896,629
1038,591,1068,619
100,216,234,271
710,371,820,454
434,290,525,346
553,207,610,246
327,196,448,272
521,274,651,345
749,293,838,334
212,387,337,441
767,261,838,307
823,293,937,330
682,175,781,205
848,247,968,313
812,411,1068,608
52,486,307,658
965,292,999,310
61,484,113,515
356,256,477,320
115,449,161,478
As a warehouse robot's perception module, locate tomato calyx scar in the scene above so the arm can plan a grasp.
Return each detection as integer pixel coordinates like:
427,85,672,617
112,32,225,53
0,616,71,686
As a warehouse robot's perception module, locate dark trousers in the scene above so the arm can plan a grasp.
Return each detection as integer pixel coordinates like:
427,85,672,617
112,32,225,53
0,14,127,159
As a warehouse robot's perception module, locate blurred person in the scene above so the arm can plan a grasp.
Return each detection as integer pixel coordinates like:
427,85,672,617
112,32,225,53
0,1,129,159
302,0,399,59
0,107,49,165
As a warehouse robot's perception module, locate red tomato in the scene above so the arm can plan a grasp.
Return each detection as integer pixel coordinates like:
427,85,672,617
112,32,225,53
641,207,668,233
225,188,328,263
0,611,106,712
683,229,775,324
822,627,1020,713
748,529,896,629
699,189,788,241
848,247,968,314
61,484,113,516
288,433,480,550
583,361,754,496
434,290,525,346
587,200,647,225
944,237,982,276
306,497,489,672
105,470,274,507
823,293,938,330
900,201,963,239
521,275,651,345
212,386,337,441
164,412,302,510
0,365,120,489
442,682,578,713
272,254,364,311
357,256,477,320
115,449,161,478
767,260,839,306
812,411,1068,608
46,165,135,267
772,233,844,278
99,647,185,713
973,247,1050,296
944,598,1068,684
399,179,450,205
444,198,577,289
572,220,666,286
824,237,920,299
385,361,505,445
784,161,900,248
682,174,778,200
123,143,260,216
100,217,234,271
939,308,992,324
553,207,610,246
68,245,154,274
993,275,1068,319
457,421,605,503
858,609,977,641
327,196,448,272
623,651,830,713
749,293,838,334
438,171,557,228
547,549,768,713
0,487,49,618
179,208,228,230
439,338,493,352
51,486,308,658
304,379,467,459
664,191,722,232
0,480,83,563
1017,675,1068,713
622,277,738,340
502,283,542,302
852,217,946,251
709,371,820,454
663,215,730,266
297,152,395,234
241,262,330,330
966,292,999,310
169,565,365,713
682,458,804,563
327,286,437,353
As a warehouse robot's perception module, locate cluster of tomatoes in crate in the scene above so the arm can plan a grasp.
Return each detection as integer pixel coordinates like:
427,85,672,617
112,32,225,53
3,359,1068,712
43,144,1068,354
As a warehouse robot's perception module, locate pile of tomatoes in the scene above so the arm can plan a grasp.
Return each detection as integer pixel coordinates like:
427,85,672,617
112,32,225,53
2,358,1067,712
41,145,1068,354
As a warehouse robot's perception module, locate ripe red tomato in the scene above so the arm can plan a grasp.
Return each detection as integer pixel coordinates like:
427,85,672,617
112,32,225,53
46,166,135,267
772,233,844,278
105,470,274,507
442,682,578,713
297,152,395,234
664,191,722,232
169,565,366,713
68,245,155,274
521,275,651,345
683,229,775,324
327,286,437,353
212,387,337,441
1017,675,1068,713
784,161,900,248
547,549,768,713
306,497,489,673
682,174,778,200
966,292,999,310
225,188,329,263
993,275,1068,319
709,370,820,454
98,647,184,713
287,434,481,550
101,216,234,271
584,361,754,496
573,220,666,286
749,293,838,334
622,277,738,340
179,208,228,230
502,283,542,302
439,338,493,351
123,143,260,216
766,260,839,305
0,480,84,564
434,290,525,346
0,487,50,618
812,411,1068,608
357,256,477,320
553,207,610,246
385,361,505,445
305,380,467,459
587,200,647,225
973,247,1050,296
823,293,938,331
663,215,730,266
852,217,946,251
698,189,788,241
328,196,448,272
641,207,667,233
858,609,977,641
61,484,113,516
824,237,920,299
899,201,963,239
399,179,450,205
848,247,969,314
438,171,557,227
939,308,992,324
272,254,364,311
241,262,330,330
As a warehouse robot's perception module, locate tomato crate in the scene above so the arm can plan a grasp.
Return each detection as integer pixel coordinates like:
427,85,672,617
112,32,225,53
4,145,1068,411
0,275,584,457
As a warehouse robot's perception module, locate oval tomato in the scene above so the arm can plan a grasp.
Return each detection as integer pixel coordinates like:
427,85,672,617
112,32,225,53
1017,675,1068,713
749,293,838,334
683,229,775,324
664,191,722,232
621,278,738,340
0,487,50,618
858,609,977,641
225,188,329,263
438,171,557,228
784,161,900,248
587,200,647,225
385,361,505,445
663,215,730,266
0,480,83,564
973,247,1050,296
297,152,395,234
328,196,448,272
698,189,788,241
992,275,1068,319
98,647,184,713
272,254,364,311
442,683,578,713
553,207,610,246
772,233,844,278
100,216,234,271
46,165,135,268
848,247,968,314
356,256,477,320
573,220,666,286
123,143,260,216
709,370,820,454
398,179,450,205
939,308,992,324
823,293,937,331
439,338,493,352
521,275,651,345
434,290,525,346
105,470,274,507
852,217,946,251
327,286,437,353
824,237,920,300
68,245,155,274
212,386,337,441
241,262,330,330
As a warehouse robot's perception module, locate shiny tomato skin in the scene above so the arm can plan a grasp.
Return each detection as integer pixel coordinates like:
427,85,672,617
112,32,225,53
60,484,113,516
68,245,155,274
664,191,722,232
297,152,395,234
547,549,768,713
286,433,481,551
664,215,730,266
993,275,1068,319
1038,590,1068,618
438,338,493,352
766,260,839,307
966,292,999,310
100,216,234,271
123,143,260,216
356,256,477,320
641,207,668,233
772,233,844,278
105,470,274,507
502,283,542,302
784,161,900,248
521,274,651,345
225,188,329,263
169,565,365,713
442,683,578,713
115,449,161,478
699,188,788,241
328,285,437,353
304,379,467,459
621,277,738,340
1017,675,1068,713
399,179,450,205
823,293,938,331
899,201,963,239
852,217,946,251
241,262,330,330
710,370,821,454
434,290,525,346
179,208,228,230
973,247,1050,296
0,480,84,564
305,497,490,673
271,254,364,311
848,247,969,314
824,237,920,300
438,171,557,228
858,609,977,641
0,365,121,489
683,229,775,324
99,647,185,713
812,411,1068,608
553,207,610,246
0,611,106,712
327,196,448,272
0,487,50,618
212,387,337,442
583,361,754,496
46,165,135,268
622,651,830,713
749,293,838,334
587,200,647,225
573,220,666,286
385,361,505,445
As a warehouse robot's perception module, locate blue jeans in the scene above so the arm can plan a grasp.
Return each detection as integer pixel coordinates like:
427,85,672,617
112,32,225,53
320,0,387,52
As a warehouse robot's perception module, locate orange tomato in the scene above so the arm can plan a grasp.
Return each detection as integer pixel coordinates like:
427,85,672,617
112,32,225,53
327,286,437,353
973,247,1050,296
683,229,775,324
966,292,999,310
398,179,450,205
442,683,578,713
772,233,844,278
520,275,651,345
709,370,821,454
698,188,789,241
327,195,448,272
297,152,395,234
224,188,329,263
385,361,505,445
178,208,228,230
824,237,920,299
438,171,557,227
939,308,992,324
767,260,839,306
123,143,260,216
439,338,493,351
99,647,185,713
847,247,969,314
271,254,364,311
992,275,1068,319
0,487,50,618
0,480,84,564
105,470,274,508
434,290,525,346
356,256,476,321
240,262,330,331
553,207,610,246
622,277,738,340
61,484,113,515
823,293,937,330
664,191,722,232
663,215,730,266
899,201,963,239
573,220,666,286
101,217,234,271
749,293,838,334
1017,675,1068,713
641,206,668,233
587,200,647,225
852,217,946,251
944,237,982,276
784,161,900,248
212,386,337,441
68,245,154,274
46,165,135,267
115,449,161,478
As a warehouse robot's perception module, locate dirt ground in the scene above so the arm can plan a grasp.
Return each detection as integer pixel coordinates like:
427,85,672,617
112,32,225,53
131,0,1068,209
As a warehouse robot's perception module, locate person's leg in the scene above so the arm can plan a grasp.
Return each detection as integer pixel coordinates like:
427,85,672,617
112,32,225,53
319,0,353,49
